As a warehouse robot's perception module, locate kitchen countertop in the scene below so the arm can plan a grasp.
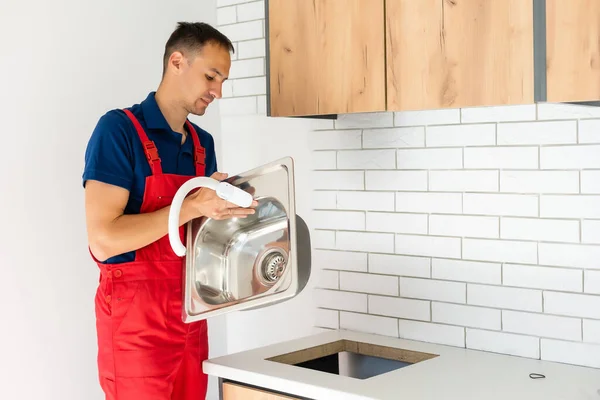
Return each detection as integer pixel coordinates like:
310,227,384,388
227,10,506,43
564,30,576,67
203,329,600,400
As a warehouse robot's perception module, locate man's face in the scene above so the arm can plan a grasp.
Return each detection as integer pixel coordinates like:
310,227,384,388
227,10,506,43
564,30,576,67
175,42,231,116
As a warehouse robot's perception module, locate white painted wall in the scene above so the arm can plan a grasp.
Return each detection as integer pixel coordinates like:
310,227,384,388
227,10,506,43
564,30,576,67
0,1,225,399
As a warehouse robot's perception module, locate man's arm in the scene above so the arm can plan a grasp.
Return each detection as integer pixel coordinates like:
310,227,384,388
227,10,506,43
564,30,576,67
85,174,257,262
85,180,190,262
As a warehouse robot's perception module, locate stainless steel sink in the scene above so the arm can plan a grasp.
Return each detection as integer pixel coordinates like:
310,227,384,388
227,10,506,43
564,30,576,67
181,157,311,322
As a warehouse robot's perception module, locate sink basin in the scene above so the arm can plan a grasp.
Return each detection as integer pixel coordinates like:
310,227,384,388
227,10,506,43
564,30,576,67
267,339,439,380
181,157,311,322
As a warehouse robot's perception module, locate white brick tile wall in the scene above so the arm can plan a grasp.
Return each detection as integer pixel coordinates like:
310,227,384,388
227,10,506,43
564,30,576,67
467,329,540,359
309,130,362,150
580,171,600,193
500,171,579,194
400,277,466,303
337,191,394,211
541,339,600,369
463,239,537,264
398,320,465,347
311,210,364,231
335,112,393,129
311,151,336,170
461,105,536,123
578,119,600,143
394,109,460,126
217,0,249,6
544,292,600,319
312,191,336,209
503,264,582,292
338,150,396,170
229,58,264,78
363,127,425,148
237,39,265,59
429,215,499,239
585,271,600,294
368,254,430,278
463,193,538,217
396,192,462,214
537,103,600,119
500,217,580,243
316,269,339,290
219,20,263,42
396,148,462,169
366,212,427,234
312,171,363,190
468,284,542,312
336,232,394,253
312,230,335,249
502,310,581,341
366,171,427,191
429,171,499,192
340,272,399,296
219,97,257,115
432,302,501,330
583,319,600,344
314,308,338,330
541,195,600,218
368,295,430,321
395,234,461,259
582,220,600,244
431,259,501,284
464,147,538,169
538,243,600,269
541,145,600,169
230,76,265,96
497,121,577,145
217,6,237,25
217,8,600,368
314,289,367,313
426,124,496,147
312,250,367,272
340,312,399,337
236,1,264,22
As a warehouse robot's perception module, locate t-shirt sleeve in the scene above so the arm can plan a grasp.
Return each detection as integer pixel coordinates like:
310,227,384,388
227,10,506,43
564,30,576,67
82,110,134,190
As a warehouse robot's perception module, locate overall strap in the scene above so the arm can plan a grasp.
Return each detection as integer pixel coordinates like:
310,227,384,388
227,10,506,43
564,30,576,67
185,120,206,176
123,109,163,175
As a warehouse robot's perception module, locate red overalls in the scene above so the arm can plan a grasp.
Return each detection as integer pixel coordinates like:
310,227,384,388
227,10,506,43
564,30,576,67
92,109,208,400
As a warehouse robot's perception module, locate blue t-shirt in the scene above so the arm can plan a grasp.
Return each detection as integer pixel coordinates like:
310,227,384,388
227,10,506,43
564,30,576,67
82,91,217,264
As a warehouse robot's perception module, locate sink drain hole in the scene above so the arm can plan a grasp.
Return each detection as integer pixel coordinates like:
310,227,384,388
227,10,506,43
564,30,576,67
259,248,288,284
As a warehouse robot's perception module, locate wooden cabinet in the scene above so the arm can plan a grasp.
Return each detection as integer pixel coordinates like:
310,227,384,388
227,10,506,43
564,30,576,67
265,0,600,117
546,0,600,103
266,0,386,117
222,381,303,400
385,0,534,110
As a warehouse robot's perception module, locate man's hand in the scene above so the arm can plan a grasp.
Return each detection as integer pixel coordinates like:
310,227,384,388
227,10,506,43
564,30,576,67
181,172,258,221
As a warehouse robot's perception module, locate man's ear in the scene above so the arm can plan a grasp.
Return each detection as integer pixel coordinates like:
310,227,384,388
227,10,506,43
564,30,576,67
168,51,186,75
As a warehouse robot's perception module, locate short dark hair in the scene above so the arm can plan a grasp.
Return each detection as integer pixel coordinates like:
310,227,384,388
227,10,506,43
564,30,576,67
162,22,234,75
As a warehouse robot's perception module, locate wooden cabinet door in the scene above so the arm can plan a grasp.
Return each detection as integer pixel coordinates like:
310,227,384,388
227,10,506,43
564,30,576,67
267,0,386,117
386,0,534,111
546,0,600,103
222,381,302,400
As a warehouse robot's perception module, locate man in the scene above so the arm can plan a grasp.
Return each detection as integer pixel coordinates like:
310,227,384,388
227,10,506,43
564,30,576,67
82,22,257,400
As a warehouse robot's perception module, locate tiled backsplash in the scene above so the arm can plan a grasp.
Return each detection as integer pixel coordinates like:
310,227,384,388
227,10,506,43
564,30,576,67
311,105,600,369
218,0,600,369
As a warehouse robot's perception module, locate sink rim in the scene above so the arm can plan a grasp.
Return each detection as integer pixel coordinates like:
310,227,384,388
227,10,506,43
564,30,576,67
181,156,300,322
